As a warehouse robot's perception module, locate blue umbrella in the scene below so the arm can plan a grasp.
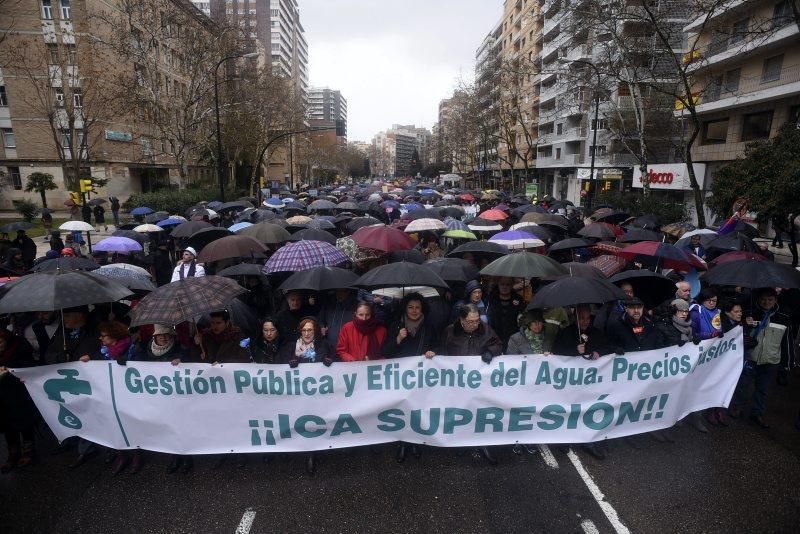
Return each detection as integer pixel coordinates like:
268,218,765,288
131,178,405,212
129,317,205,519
157,217,184,227
131,206,154,216
443,217,470,232
207,201,223,209
380,200,400,209
420,189,438,196
405,203,425,212
265,197,284,208
229,222,253,233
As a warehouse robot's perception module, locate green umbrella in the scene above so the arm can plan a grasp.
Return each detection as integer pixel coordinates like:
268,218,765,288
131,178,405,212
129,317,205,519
443,229,477,240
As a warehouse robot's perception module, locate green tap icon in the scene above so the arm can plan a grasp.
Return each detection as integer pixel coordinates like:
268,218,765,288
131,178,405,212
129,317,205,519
43,369,92,430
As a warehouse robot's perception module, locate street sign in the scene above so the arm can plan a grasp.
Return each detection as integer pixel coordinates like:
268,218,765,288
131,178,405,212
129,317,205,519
525,182,539,198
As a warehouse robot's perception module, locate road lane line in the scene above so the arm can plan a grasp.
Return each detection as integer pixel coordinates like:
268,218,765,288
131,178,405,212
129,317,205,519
581,519,600,534
235,508,256,534
537,444,559,469
567,448,630,534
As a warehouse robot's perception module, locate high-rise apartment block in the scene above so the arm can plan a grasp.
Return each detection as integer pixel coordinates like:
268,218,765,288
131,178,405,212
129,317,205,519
309,87,347,142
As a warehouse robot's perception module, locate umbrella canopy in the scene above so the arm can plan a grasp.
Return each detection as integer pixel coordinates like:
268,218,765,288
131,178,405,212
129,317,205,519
488,231,545,250
144,211,170,223
336,201,359,211
105,263,151,277
468,219,503,232
353,262,449,290
443,230,477,240
157,217,185,228
550,238,592,253
239,222,291,244
187,227,233,251
94,236,143,253
554,262,607,280
286,215,312,226
31,257,100,272
129,276,247,327
218,201,254,212
608,269,676,307
264,197,285,208
91,268,156,292
706,233,760,254
388,249,426,264
308,199,336,212
229,222,253,233
480,251,568,279
263,240,349,274
733,221,759,239
171,220,213,238
578,223,618,240
304,218,336,231
617,228,664,243
112,229,149,244
279,266,359,293
592,209,630,225
404,218,447,233
133,224,163,233
513,224,554,243
443,218,470,232
662,222,697,238
479,209,508,221
87,198,107,206
704,259,800,289
0,271,133,313
423,258,480,284
59,221,94,232
130,206,154,216
337,236,384,264
352,225,415,252
287,228,337,245
629,215,662,230
2,222,34,233
217,263,265,278
346,217,382,233
528,277,628,310
448,241,508,260
587,255,627,278
680,228,717,240
196,235,266,263
440,207,464,219
709,251,767,266
616,241,706,271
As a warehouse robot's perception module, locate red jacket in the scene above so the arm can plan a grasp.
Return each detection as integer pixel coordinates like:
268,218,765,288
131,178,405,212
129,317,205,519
336,321,386,361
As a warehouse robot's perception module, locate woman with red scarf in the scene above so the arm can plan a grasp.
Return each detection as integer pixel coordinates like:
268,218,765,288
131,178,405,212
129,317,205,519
0,330,37,473
336,302,386,361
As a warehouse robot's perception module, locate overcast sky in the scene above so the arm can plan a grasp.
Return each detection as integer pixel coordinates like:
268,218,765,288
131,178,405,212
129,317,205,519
299,0,503,142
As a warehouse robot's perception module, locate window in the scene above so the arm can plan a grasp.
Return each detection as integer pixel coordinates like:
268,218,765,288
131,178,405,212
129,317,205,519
60,129,72,148
772,1,793,29
0,85,7,107
702,118,729,144
41,0,53,20
761,55,783,83
556,123,563,135
65,44,76,65
591,119,607,130
723,68,740,93
47,43,58,64
72,89,82,108
60,0,70,19
730,18,748,44
555,147,561,159
742,110,773,141
8,166,22,190
54,87,64,106
2,128,16,149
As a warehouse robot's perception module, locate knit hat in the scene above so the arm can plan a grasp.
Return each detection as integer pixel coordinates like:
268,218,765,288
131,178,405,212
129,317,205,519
61,247,75,257
45,249,60,259
183,246,197,257
153,324,174,336
671,299,690,312
624,296,644,307
465,279,482,298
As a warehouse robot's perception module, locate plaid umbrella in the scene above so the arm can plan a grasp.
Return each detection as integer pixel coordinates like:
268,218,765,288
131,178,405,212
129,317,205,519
587,254,627,277
94,236,143,253
0,271,133,313
263,240,349,274
129,276,246,327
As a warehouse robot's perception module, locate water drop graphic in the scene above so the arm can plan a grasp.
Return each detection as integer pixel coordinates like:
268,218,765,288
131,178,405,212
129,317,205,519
57,404,82,430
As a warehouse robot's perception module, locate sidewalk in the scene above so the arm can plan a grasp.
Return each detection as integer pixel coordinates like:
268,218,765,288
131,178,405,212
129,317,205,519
33,224,120,259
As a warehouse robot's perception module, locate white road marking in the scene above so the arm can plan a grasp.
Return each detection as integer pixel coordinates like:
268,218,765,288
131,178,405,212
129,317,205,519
581,519,600,534
537,444,559,469
235,508,256,534
567,448,630,534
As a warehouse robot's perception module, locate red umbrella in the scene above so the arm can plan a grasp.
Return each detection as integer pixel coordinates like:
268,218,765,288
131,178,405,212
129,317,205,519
616,241,707,271
459,193,475,202
709,251,767,267
351,224,415,252
479,209,508,221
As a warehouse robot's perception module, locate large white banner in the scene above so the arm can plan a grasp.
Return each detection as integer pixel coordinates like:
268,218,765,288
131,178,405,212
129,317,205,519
12,328,743,454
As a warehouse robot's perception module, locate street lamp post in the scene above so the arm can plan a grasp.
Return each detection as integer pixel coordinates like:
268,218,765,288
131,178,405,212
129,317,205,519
558,58,601,211
213,52,259,203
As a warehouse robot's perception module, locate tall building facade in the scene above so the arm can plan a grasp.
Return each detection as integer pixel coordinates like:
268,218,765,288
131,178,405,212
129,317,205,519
309,87,347,141
370,131,415,178
389,124,431,169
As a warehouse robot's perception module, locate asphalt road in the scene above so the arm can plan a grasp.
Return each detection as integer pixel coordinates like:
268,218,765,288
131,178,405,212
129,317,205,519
2,369,799,534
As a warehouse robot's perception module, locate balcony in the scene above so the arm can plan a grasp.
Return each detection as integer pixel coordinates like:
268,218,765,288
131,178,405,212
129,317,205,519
563,126,588,141
567,44,591,62
542,0,560,19
563,153,584,165
543,12,564,38
542,32,569,60
695,20,799,70
539,83,562,104
702,63,800,105
538,132,555,145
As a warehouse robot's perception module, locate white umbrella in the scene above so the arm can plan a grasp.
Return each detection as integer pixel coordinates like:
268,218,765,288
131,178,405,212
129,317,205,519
468,222,503,232
681,228,717,239
489,234,546,250
510,222,540,231
133,224,164,233
404,218,447,233
372,286,440,299
59,221,94,232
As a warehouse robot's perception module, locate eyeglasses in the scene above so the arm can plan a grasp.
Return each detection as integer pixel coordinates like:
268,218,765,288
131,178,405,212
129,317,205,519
300,328,315,332
462,319,481,325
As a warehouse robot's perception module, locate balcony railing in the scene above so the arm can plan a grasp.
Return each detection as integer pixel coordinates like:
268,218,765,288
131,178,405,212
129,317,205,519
704,15,796,59
563,153,584,165
703,63,800,104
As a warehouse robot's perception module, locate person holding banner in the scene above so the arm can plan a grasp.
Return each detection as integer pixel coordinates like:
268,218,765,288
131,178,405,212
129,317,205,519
552,305,609,359
383,293,437,359
606,297,664,354
690,289,722,340
279,317,334,367
194,311,250,364
336,302,386,362
443,304,502,362
249,319,283,364
0,330,38,473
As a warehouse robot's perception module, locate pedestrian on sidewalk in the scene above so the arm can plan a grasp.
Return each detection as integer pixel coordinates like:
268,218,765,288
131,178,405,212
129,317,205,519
81,203,92,225
41,211,53,242
110,197,120,228
93,204,107,232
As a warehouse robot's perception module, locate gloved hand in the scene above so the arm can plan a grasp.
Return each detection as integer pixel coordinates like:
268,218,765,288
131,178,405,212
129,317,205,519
615,350,625,356
481,352,493,364
692,336,701,345
678,340,686,347
323,357,333,367
288,358,299,368
116,356,127,366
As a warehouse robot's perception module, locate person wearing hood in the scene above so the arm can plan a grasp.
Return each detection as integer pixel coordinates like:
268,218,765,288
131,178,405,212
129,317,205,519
151,241,174,286
170,246,205,282
506,309,557,355
337,302,386,361
49,231,64,254
486,277,525,351
452,279,487,323
2,248,26,275
690,288,722,340
13,230,36,269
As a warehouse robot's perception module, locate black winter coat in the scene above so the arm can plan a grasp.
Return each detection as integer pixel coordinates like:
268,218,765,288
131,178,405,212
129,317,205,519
553,324,610,356
0,337,39,433
606,315,664,353
44,325,101,364
249,336,284,364
443,320,503,357
383,316,438,357
486,292,525,349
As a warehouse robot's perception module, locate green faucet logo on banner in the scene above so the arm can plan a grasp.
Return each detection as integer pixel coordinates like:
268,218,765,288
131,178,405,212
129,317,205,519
42,369,92,430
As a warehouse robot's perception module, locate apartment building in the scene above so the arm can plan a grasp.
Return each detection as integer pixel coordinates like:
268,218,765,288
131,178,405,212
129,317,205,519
0,0,216,207
309,87,347,142
370,131,416,178
474,19,503,186
684,0,799,188
389,124,431,169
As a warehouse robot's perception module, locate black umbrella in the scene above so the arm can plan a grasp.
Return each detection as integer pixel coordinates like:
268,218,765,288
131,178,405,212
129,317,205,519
703,259,800,289
608,269,676,308
308,199,336,212
89,269,156,292
217,263,265,278
129,276,247,327
578,223,617,240
448,241,509,260
440,207,464,219
388,249,426,264
112,229,149,244
287,228,337,245
353,262,449,290
205,298,259,338
630,215,662,230
219,200,254,212
706,233,759,253
733,221,759,239
87,198,107,206
551,262,606,280
144,211,169,223
279,266,359,292
423,258,480,283
31,257,100,272
187,227,233,251
0,271,133,313
481,251,568,279
239,222,291,244
618,228,665,243
549,238,592,253
304,218,337,231
248,209,277,223
405,210,442,221
515,225,554,243
346,217,382,233
336,201,359,211
1,222,34,233
171,220,213,238
593,209,630,225
527,277,628,310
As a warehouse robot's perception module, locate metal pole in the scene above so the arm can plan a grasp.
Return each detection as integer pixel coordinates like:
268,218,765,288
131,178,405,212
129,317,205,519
588,90,599,212
214,60,225,203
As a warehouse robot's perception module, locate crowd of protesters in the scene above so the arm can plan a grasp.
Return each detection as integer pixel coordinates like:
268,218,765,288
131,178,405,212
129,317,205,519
0,185,798,476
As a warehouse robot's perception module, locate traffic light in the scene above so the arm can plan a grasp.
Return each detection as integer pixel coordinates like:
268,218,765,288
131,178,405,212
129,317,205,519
79,179,93,193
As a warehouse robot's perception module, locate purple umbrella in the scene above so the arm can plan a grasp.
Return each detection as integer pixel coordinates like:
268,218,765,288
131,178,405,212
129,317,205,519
262,240,349,274
93,236,143,253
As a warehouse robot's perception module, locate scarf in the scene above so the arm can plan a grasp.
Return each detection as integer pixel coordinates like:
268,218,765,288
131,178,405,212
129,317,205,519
752,307,776,340
295,338,317,360
404,315,423,336
353,317,382,359
672,316,693,341
522,327,544,353
100,337,131,361
178,260,196,280
150,337,175,358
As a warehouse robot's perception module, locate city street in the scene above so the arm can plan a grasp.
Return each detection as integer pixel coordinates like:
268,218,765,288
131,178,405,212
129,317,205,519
2,371,799,534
